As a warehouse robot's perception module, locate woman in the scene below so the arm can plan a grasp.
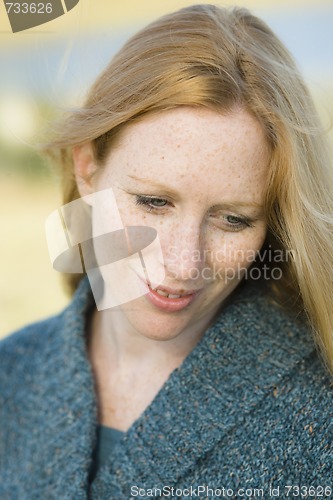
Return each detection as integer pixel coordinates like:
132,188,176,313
1,4,332,498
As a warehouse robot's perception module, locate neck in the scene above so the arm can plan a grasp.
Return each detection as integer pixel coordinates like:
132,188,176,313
87,305,219,376
86,302,222,430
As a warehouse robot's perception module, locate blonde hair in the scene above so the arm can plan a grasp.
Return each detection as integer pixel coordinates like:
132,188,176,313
45,4,333,372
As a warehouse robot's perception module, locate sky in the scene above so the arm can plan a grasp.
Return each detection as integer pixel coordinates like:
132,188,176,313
1,3,332,94
0,1,332,144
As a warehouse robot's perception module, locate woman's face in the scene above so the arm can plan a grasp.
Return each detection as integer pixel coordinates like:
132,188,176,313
85,107,270,341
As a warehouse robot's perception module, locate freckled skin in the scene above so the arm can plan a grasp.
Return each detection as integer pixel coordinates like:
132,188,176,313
92,107,270,342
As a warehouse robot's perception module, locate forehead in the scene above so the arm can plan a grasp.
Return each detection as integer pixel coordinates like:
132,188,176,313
102,107,270,204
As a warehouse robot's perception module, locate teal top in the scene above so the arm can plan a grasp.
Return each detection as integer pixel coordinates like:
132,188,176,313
89,426,124,482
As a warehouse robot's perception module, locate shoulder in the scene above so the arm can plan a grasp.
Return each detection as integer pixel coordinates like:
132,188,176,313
0,312,65,355
0,277,93,399
208,280,332,397
214,280,313,352
191,282,332,480
0,277,92,375
0,312,66,399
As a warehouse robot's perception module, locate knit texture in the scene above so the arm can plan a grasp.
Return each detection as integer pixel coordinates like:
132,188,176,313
0,278,332,499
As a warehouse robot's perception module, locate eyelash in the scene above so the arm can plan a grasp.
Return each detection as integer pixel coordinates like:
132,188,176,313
220,215,254,230
134,195,254,231
135,195,169,212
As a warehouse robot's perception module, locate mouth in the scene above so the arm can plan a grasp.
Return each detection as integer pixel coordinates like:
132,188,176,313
149,284,199,299
138,278,201,312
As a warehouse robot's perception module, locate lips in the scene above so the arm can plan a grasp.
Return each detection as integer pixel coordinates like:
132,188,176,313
138,278,201,312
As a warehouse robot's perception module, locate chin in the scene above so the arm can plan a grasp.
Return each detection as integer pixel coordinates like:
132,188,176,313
139,329,184,342
136,314,193,342
123,299,196,342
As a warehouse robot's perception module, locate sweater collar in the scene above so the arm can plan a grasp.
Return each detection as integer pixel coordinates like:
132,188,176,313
87,279,315,494
33,277,98,492
39,277,315,494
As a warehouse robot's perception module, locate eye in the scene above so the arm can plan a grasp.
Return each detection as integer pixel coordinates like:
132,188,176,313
223,214,253,230
226,215,246,225
210,212,254,232
135,195,170,212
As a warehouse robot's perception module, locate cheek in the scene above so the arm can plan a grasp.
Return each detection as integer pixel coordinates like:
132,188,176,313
208,226,267,272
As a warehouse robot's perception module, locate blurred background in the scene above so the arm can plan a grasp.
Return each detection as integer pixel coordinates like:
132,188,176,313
1,0,332,338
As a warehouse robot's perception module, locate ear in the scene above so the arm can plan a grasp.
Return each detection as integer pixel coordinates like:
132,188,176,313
72,143,97,199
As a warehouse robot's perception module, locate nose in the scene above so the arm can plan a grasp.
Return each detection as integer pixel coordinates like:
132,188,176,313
163,218,205,282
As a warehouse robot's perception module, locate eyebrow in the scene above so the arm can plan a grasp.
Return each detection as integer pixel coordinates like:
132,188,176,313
127,175,173,191
127,174,264,212
127,175,179,197
210,202,263,210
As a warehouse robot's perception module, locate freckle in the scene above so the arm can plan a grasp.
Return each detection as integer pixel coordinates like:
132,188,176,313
161,156,165,160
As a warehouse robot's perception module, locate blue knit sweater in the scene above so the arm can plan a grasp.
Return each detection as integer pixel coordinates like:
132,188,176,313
0,278,332,499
